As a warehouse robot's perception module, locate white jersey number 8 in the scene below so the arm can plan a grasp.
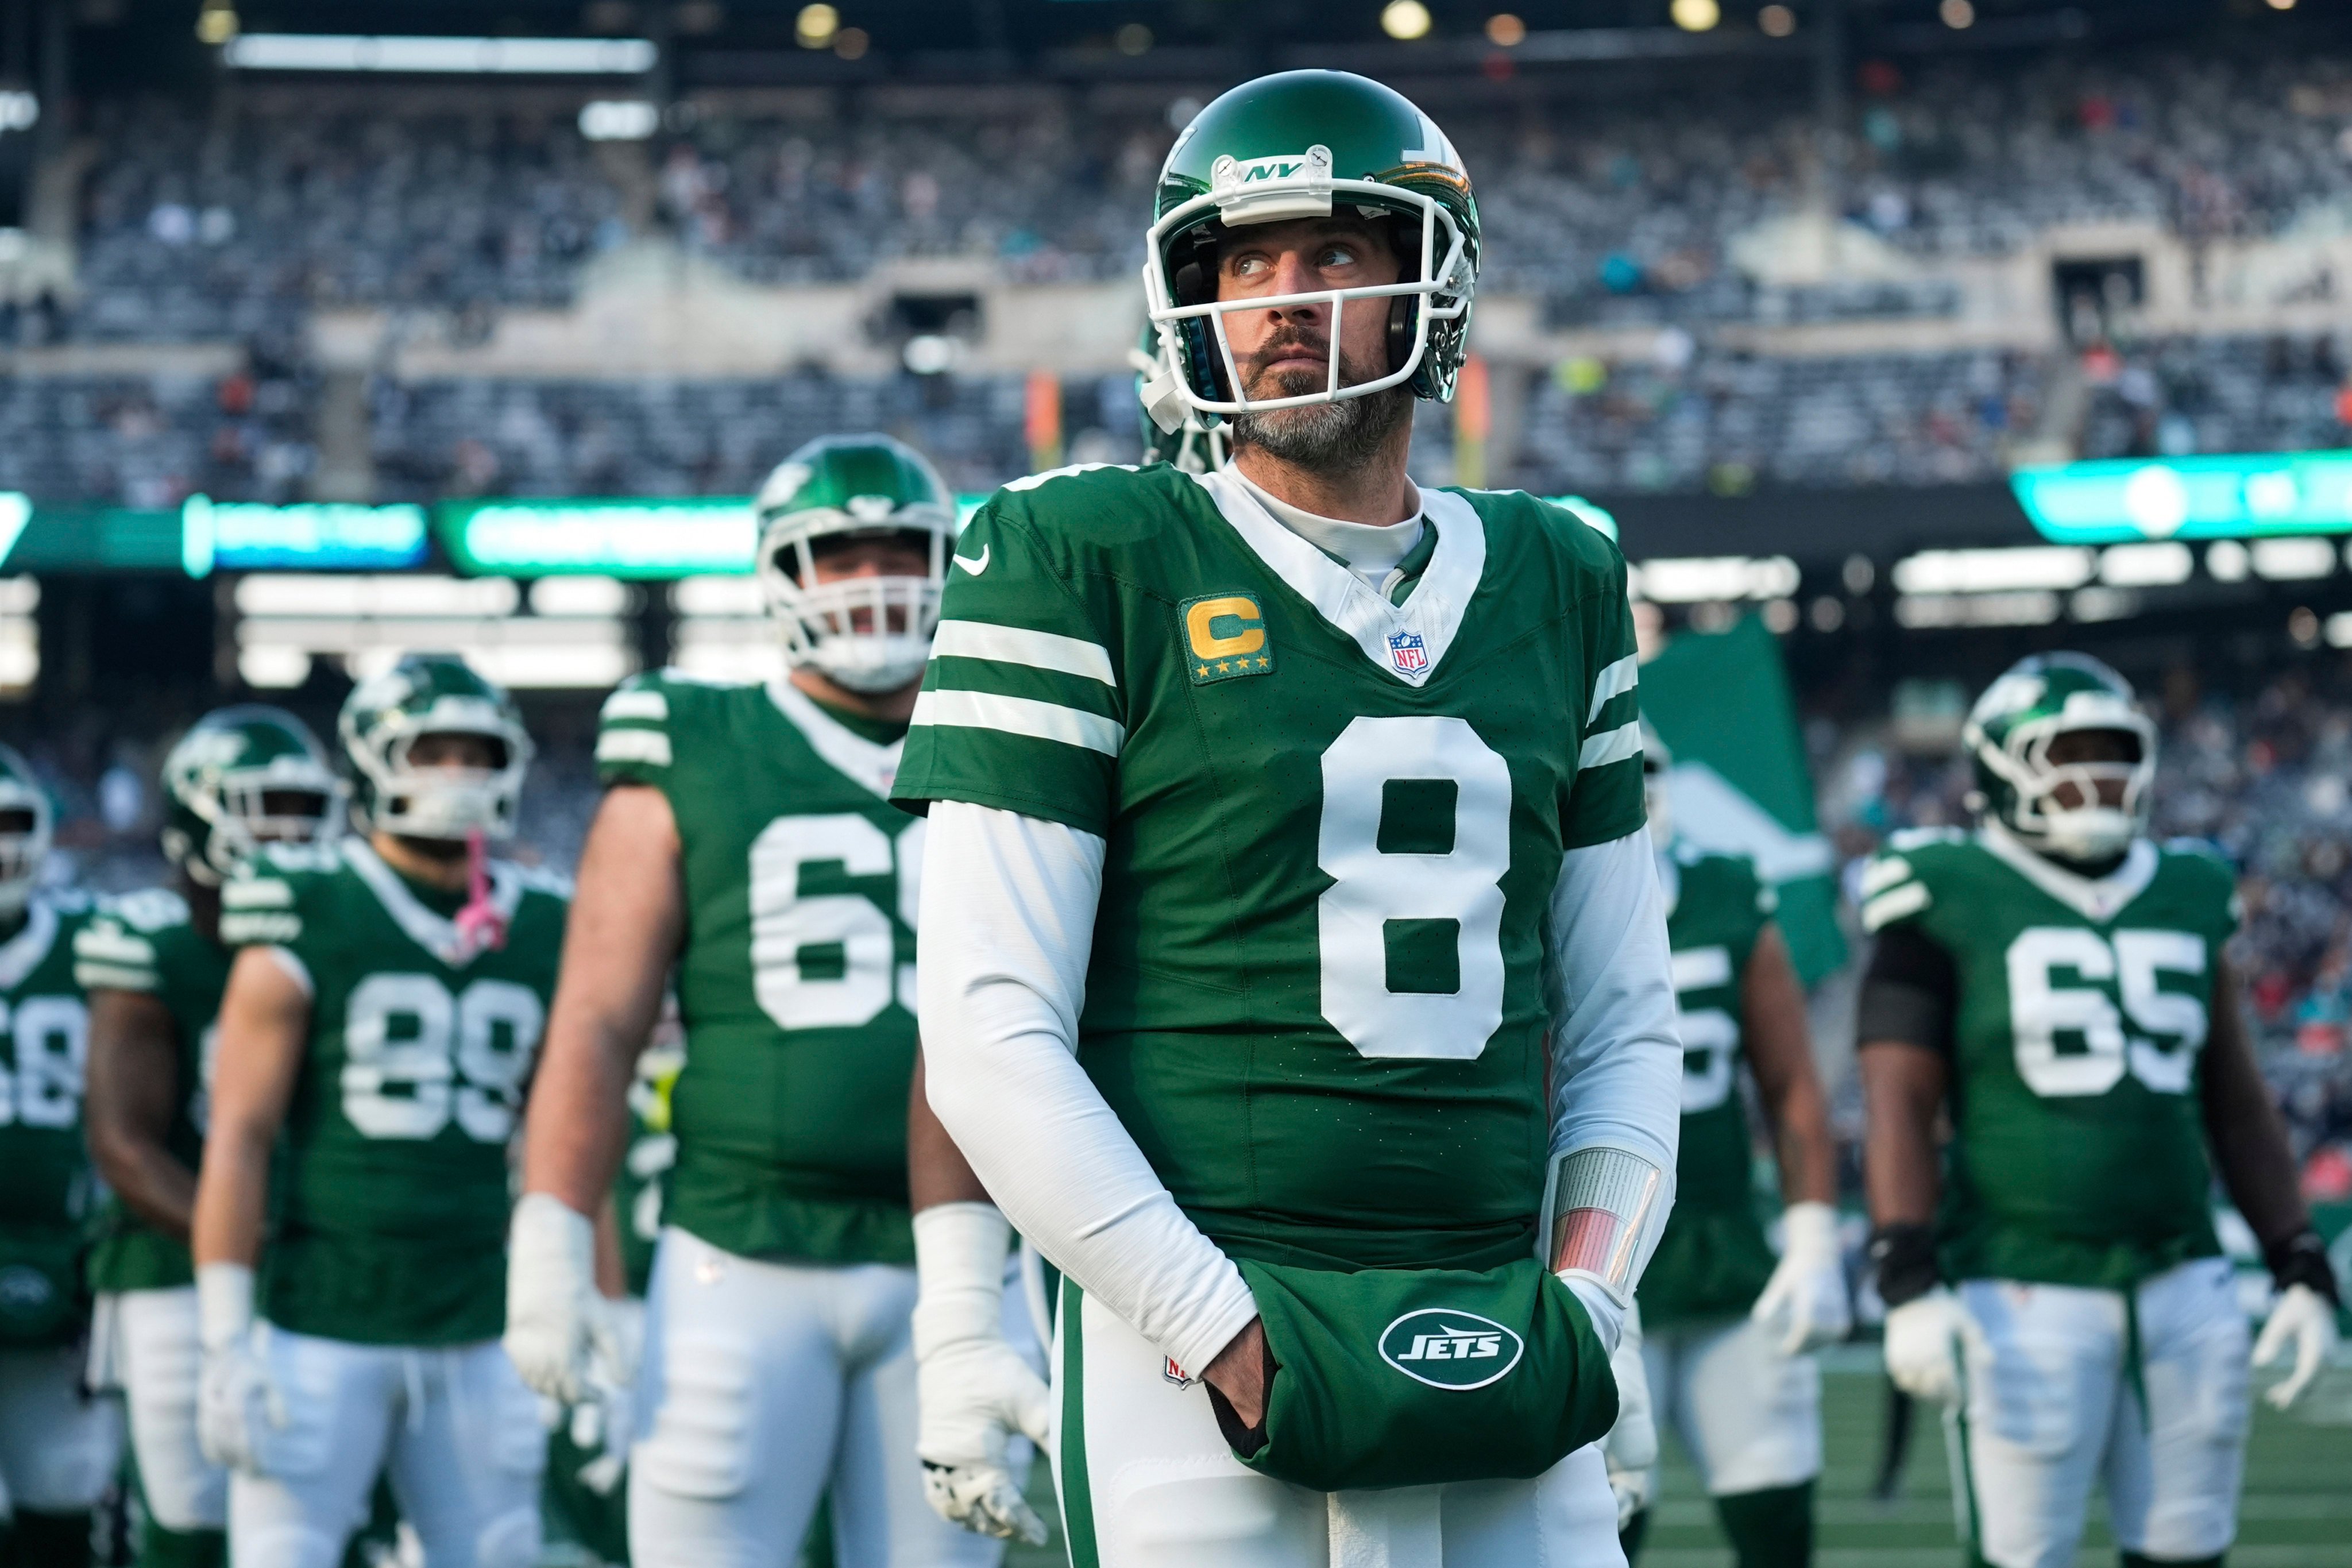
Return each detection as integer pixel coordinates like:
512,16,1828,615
1319,716,1513,1061
343,974,544,1141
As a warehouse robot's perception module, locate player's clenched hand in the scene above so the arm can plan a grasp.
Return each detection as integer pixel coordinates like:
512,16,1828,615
1751,1202,1853,1356
1601,1303,1657,1531
1203,1318,1271,1431
505,1192,601,1404
1881,1286,1980,1405
914,1204,1053,1544
2252,1283,2340,1410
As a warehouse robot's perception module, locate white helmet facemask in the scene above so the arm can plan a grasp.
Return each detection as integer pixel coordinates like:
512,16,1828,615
183,755,346,885
0,772,49,919
1978,703,2157,865
756,509,953,695
353,709,532,843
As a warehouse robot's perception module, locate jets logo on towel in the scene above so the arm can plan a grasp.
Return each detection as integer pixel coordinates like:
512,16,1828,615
1378,1308,1524,1391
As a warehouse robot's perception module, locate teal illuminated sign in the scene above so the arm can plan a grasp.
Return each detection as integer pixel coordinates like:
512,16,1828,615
2012,452,2352,543
182,497,428,576
441,494,995,577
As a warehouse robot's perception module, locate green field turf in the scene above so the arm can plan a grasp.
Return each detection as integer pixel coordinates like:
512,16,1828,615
1003,1358,2352,1568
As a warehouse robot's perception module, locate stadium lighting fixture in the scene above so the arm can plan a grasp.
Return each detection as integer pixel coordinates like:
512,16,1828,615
1758,5,1796,36
1891,547,2094,596
796,3,840,48
0,93,36,133
1938,0,1973,26
1670,0,1721,32
1484,13,1527,45
221,34,657,72
578,100,659,140
1380,1,1433,40
2266,0,2297,10
196,0,237,44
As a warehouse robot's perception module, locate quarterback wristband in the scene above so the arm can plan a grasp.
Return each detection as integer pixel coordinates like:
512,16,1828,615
1540,1145,1667,1307
912,1202,1014,1357
2265,1230,2342,1308
1868,1223,1939,1308
197,1262,256,1352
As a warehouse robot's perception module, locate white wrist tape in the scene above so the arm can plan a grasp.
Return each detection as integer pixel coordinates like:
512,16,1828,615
198,1262,256,1353
1781,1200,1841,1262
511,1192,597,1295
1540,1145,1669,1308
912,1202,1014,1358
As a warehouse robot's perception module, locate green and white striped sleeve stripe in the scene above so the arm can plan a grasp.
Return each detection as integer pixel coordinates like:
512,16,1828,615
1859,856,1931,932
73,921,159,992
219,875,302,946
596,683,672,779
897,616,1122,833
1578,652,1642,772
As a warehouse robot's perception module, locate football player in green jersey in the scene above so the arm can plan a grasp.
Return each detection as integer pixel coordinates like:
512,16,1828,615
191,655,567,1568
893,70,1683,1566
1620,728,1845,1568
77,706,342,1568
1858,653,2340,1568
0,744,120,1568
508,433,1035,1567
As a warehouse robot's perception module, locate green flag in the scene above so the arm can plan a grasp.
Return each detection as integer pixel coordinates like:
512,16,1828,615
1641,615,1848,985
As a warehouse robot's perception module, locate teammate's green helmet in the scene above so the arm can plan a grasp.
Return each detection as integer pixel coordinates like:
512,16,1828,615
0,741,49,917
338,654,534,841
1963,652,2156,864
754,433,957,694
1130,322,1228,473
1143,69,1478,423
161,705,344,885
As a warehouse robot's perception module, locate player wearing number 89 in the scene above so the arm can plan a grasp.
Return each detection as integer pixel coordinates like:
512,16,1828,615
895,69,1683,1567
511,432,1033,1568
1857,652,2340,1568
191,654,567,1568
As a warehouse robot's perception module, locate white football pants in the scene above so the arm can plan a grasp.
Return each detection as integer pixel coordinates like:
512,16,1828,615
628,1226,1011,1568
1053,1280,1627,1568
91,1288,229,1531
0,1341,122,1517
1949,1256,2251,1568
1640,1314,1822,1497
226,1328,546,1568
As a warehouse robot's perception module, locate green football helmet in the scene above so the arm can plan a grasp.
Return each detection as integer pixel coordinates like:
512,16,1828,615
1142,69,1478,427
338,654,534,842
0,741,49,917
1130,325,1228,473
161,705,344,885
1963,652,2156,864
754,433,957,693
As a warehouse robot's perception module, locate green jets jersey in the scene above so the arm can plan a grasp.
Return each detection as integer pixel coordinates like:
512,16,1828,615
74,888,232,1293
221,840,569,1345
597,673,919,1267
0,893,95,1345
1861,827,2237,1291
892,465,1647,1272
1640,848,1779,1327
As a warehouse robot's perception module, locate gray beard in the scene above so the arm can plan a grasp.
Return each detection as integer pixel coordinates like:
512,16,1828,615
1229,381,1414,476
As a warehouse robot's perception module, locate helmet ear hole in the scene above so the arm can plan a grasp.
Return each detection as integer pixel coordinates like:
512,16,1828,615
1387,295,1418,385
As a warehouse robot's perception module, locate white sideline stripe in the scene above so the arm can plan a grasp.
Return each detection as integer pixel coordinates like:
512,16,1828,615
1587,653,1640,723
596,728,673,767
1861,880,1931,932
600,688,669,723
1577,719,1643,771
933,620,1117,687
222,879,292,909
910,689,1123,756
1859,855,1914,898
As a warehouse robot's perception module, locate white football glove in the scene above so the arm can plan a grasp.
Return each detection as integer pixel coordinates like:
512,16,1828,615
567,1295,646,1497
913,1203,1053,1547
196,1263,283,1474
1751,1202,1853,1356
1882,1285,1982,1406
505,1193,603,1405
1601,1301,1656,1532
2251,1283,2341,1411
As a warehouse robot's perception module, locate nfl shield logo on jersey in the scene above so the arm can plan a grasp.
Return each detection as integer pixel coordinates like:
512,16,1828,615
1387,631,1428,674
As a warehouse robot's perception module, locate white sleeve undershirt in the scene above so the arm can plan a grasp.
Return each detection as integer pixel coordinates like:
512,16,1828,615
917,802,1682,1369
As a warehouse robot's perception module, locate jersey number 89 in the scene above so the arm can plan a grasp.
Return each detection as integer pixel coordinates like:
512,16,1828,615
342,975,544,1141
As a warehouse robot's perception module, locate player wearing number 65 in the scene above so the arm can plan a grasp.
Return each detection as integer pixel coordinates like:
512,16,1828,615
892,69,1683,1567
1857,652,2342,1568
191,652,568,1566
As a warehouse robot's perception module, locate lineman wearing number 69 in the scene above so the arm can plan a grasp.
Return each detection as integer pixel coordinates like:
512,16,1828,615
508,434,1040,1567
1858,652,2341,1568
894,69,1680,1566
